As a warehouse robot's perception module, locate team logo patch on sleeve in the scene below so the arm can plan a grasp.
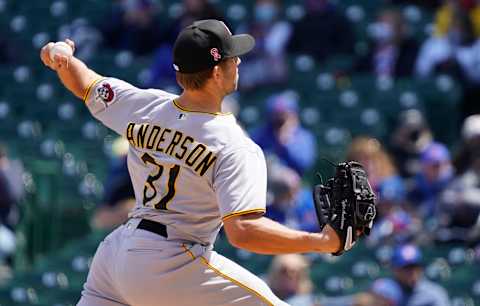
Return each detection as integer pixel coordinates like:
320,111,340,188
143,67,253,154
95,82,115,106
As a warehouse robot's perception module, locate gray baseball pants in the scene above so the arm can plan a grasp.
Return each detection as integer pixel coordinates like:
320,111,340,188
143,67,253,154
76,218,289,306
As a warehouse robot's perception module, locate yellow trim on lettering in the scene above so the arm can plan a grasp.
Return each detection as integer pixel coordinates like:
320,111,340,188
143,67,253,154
165,165,181,210
83,77,105,103
222,209,266,221
172,99,232,116
198,256,274,306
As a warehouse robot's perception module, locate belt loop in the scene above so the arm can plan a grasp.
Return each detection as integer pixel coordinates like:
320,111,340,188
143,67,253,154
123,218,141,237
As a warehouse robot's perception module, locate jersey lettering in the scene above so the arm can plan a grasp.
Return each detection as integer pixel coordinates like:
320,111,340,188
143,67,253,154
127,122,216,176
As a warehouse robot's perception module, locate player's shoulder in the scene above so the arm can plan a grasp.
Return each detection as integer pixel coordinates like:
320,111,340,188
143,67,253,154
207,117,258,149
218,128,264,161
144,88,179,100
98,77,178,99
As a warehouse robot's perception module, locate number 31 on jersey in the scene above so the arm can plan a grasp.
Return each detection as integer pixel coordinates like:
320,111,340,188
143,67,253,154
141,153,180,210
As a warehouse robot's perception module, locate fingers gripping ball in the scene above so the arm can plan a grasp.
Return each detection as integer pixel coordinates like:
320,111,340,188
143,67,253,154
49,41,73,62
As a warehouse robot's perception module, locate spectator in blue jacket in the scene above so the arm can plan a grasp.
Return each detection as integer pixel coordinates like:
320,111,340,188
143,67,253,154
251,92,317,176
383,244,450,306
408,142,453,217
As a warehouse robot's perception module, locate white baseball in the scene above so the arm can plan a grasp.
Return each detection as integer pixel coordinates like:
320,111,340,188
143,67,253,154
49,41,73,62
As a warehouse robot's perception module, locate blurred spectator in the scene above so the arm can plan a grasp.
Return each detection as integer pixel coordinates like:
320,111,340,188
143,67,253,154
100,0,162,55
440,150,480,239
145,0,226,88
265,163,319,232
288,0,353,62
237,0,292,90
453,114,480,174
346,137,418,245
408,142,453,217
416,1,480,118
346,137,406,204
390,110,434,178
317,282,399,306
369,278,403,306
440,118,480,241
381,244,450,306
0,144,23,264
268,254,315,305
434,0,480,38
0,144,23,229
91,138,135,230
251,92,317,176
415,0,477,78
368,207,423,246
355,8,419,78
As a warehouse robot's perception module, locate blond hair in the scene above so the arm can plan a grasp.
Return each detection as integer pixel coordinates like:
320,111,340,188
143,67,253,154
346,136,397,179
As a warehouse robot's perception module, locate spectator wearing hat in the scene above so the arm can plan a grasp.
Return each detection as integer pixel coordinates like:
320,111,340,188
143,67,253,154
380,244,450,306
408,142,453,218
251,92,317,176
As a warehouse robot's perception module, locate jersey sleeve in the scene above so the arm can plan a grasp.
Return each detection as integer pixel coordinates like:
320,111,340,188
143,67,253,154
83,77,175,135
213,145,267,221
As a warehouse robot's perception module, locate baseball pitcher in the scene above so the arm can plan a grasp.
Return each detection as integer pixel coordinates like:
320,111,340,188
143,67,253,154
40,19,376,306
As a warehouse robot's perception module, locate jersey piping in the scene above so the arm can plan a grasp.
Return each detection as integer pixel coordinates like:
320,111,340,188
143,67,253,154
83,77,105,103
172,99,232,116
181,245,274,305
222,208,266,221
198,256,274,306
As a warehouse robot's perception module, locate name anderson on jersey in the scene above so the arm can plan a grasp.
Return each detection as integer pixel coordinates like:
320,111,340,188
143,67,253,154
126,122,217,176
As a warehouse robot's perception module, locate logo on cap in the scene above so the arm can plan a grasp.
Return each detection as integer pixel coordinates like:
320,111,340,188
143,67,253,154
210,48,221,62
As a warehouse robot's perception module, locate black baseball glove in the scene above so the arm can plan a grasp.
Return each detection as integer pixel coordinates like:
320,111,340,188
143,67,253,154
313,161,376,256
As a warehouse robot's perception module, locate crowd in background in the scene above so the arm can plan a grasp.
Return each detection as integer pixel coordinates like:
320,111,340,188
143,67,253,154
2,0,480,305
84,0,480,118
89,1,480,305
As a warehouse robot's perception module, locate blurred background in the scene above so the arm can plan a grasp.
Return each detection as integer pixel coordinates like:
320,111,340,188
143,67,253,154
1,0,480,305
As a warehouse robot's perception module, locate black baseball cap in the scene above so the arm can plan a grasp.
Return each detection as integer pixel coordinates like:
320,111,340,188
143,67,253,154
173,19,255,73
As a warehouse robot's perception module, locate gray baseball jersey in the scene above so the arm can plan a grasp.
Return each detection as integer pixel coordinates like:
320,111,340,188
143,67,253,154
85,77,267,245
